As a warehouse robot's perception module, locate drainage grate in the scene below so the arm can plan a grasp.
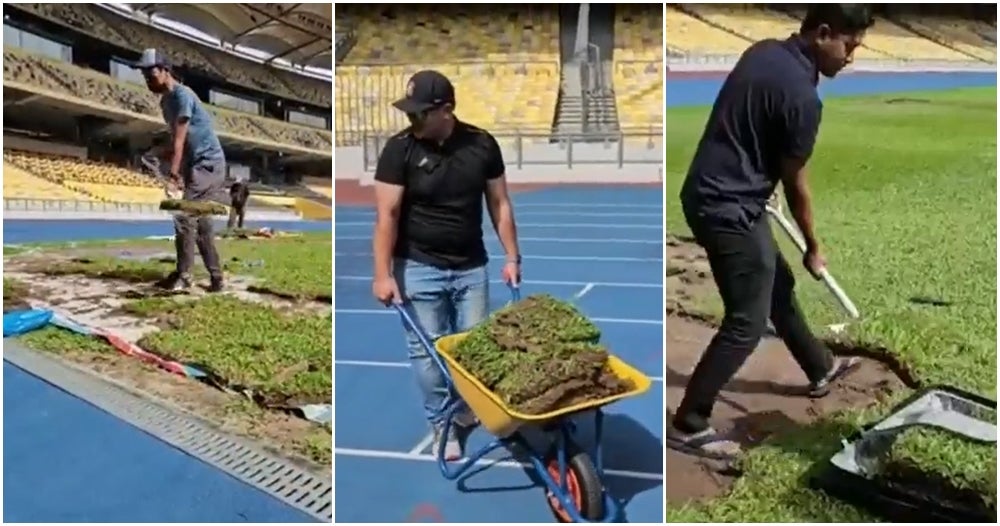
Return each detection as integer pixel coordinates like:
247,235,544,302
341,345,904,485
3,342,331,522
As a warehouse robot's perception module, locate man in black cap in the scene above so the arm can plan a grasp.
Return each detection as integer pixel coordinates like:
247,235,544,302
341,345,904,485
134,48,228,292
370,70,523,460
668,5,875,459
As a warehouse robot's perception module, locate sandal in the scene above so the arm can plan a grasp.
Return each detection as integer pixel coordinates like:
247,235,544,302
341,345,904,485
808,357,862,398
666,426,742,460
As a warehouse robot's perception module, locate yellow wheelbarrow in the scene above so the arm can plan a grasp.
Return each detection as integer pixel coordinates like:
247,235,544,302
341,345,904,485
392,289,651,522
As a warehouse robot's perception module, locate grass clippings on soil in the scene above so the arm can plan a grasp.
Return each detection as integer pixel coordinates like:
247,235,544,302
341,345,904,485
665,87,997,522
452,294,632,414
3,230,332,468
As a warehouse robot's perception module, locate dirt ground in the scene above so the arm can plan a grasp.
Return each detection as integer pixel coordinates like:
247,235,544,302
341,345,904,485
3,248,331,474
665,236,904,504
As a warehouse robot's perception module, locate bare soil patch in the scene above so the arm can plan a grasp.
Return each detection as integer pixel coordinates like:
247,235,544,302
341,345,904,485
666,236,905,504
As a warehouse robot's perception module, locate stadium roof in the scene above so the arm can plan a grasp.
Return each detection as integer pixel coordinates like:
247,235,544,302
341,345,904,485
125,3,333,70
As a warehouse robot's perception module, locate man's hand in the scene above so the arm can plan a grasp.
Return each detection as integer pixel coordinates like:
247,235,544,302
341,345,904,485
501,259,521,286
372,276,402,305
803,248,826,280
169,170,184,189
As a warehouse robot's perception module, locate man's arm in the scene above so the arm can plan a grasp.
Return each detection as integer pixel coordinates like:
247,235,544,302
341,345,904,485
778,93,823,252
780,158,818,252
372,139,406,280
483,136,519,263
169,89,196,177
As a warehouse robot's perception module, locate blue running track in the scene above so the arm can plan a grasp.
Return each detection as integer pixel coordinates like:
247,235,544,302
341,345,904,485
334,186,664,523
3,218,328,523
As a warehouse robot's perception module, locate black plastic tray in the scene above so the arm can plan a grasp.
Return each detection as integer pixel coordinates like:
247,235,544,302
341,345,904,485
810,385,997,523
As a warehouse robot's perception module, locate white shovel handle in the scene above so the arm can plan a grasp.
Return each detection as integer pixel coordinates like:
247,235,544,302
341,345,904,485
765,205,861,319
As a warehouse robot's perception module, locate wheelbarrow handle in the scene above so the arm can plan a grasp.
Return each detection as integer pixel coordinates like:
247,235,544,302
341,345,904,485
391,283,521,359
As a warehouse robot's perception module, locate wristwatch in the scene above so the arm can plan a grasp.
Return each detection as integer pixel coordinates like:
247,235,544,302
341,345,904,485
506,255,522,264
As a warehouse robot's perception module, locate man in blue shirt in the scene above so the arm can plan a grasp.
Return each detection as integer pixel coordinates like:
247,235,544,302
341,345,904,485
135,49,228,292
668,5,875,460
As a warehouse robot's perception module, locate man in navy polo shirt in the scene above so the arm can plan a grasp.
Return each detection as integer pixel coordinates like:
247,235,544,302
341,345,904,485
668,5,875,459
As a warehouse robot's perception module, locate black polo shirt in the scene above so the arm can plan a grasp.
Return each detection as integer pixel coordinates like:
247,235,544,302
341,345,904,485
680,35,822,225
374,121,505,270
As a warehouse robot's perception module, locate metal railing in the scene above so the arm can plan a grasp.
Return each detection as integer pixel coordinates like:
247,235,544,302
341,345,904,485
2,199,292,215
4,199,160,214
360,128,662,171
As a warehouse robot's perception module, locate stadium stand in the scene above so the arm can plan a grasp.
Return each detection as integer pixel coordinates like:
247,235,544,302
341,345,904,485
336,4,667,147
3,3,332,216
894,15,997,62
2,161,94,202
667,4,996,64
613,4,664,130
664,5,754,56
335,5,560,145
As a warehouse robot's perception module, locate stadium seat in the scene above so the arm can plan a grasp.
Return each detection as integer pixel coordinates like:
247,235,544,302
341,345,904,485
780,8,974,62
854,16,972,61
335,5,560,145
2,161,94,201
614,5,664,130
668,5,984,63
897,16,997,63
686,5,799,42
665,6,753,55
3,149,176,204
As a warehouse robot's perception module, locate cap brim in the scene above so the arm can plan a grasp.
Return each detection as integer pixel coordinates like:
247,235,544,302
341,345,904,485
392,97,434,114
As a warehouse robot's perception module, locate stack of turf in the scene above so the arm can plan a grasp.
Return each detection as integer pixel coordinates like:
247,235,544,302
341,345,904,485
880,427,996,517
451,294,633,415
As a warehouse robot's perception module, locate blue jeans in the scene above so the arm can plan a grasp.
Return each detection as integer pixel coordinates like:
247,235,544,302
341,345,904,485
393,259,489,426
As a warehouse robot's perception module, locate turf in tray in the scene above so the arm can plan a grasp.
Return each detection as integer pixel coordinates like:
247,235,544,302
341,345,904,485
880,426,996,519
451,294,632,415
813,387,997,522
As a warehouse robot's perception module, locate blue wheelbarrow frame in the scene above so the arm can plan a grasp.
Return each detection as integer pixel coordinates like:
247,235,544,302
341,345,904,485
392,286,624,523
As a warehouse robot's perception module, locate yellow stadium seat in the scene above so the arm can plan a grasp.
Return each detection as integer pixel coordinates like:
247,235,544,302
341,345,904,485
335,6,560,144
615,5,664,130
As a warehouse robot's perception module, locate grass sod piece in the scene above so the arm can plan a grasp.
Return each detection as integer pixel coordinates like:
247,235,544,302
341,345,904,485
879,427,997,516
664,87,997,522
127,295,332,405
3,277,31,312
451,294,631,415
14,324,332,467
14,232,331,300
159,199,229,216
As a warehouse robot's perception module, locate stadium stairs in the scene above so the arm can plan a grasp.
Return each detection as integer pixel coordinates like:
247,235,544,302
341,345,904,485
550,4,621,141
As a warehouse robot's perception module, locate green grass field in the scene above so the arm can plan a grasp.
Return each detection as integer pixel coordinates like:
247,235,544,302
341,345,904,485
4,231,332,465
665,87,997,522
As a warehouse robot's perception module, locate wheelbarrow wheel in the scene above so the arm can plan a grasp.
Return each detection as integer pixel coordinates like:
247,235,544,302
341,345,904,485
543,442,604,522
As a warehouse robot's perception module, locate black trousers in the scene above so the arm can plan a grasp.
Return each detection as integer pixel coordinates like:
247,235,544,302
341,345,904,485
227,182,249,230
673,208,833,434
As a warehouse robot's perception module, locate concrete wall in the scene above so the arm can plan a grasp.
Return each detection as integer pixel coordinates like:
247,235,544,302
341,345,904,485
4,135,87,157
